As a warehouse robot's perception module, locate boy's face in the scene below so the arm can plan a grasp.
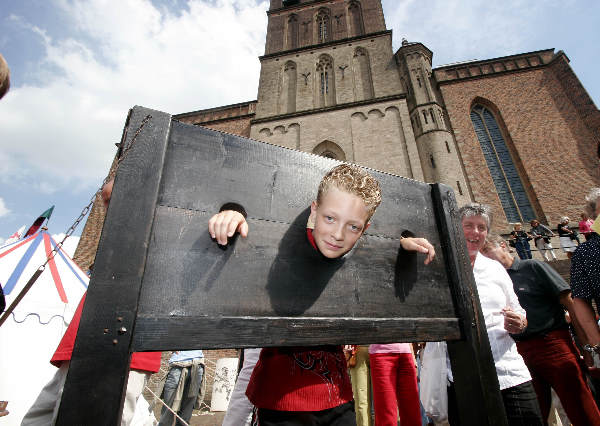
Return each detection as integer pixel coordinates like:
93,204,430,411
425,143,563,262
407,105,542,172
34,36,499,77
310,187,370,258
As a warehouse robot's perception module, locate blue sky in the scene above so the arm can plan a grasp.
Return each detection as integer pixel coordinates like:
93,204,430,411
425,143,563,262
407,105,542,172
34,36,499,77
1,0,599,244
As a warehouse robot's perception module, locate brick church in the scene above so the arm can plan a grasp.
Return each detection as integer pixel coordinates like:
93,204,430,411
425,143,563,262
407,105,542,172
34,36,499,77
74,0,599,269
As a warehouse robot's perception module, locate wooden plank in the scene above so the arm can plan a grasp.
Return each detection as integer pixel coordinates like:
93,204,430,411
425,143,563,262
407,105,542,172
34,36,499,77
56,106,172,425
431,184,508,426
137,207,454,319
133,317,461,350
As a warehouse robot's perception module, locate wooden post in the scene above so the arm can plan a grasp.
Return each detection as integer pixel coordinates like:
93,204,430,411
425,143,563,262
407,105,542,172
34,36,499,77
56,107,172,425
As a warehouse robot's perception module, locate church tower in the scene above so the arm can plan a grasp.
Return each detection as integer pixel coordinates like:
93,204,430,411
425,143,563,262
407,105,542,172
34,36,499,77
249,0,425,182
395,41,471,203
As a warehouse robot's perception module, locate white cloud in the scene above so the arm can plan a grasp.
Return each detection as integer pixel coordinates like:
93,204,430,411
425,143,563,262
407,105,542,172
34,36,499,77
0,0,268,195
0,197,10,217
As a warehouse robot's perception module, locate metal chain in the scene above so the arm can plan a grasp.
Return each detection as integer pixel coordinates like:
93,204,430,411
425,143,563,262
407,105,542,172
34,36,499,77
40,114,153,269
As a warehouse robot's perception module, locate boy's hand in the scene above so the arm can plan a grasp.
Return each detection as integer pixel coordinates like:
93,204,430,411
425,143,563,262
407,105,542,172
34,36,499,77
400,237,436,264
208,210,248,245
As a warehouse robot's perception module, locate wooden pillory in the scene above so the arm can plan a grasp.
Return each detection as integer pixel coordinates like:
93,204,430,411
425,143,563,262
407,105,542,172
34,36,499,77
56,106,508,425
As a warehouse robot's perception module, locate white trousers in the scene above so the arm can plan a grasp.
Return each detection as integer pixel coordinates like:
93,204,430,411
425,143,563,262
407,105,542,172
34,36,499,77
535,238,557,261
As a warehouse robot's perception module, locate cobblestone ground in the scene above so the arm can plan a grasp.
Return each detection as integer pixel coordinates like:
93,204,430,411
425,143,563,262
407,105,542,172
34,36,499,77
188,410,226,426
149,407,226,425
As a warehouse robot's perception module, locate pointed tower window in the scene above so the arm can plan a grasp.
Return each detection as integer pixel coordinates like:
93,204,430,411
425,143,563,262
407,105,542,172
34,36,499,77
348,1,364,36
470,104,535,223
287,14,299,49
316,55,335,107
316,9,330,43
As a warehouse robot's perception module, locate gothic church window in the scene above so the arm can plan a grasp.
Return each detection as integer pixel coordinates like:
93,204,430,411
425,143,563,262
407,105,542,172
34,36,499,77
470,104,535,223
348,1,364,36
316,9,331,43
422,110,428,124
316,55,335,107
352,47,374,100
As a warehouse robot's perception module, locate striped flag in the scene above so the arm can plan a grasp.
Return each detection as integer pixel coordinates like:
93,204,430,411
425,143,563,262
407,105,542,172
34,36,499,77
23,206,54,238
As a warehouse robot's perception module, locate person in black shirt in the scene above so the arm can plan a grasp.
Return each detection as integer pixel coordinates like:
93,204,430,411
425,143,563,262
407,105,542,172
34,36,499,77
510,222,532,260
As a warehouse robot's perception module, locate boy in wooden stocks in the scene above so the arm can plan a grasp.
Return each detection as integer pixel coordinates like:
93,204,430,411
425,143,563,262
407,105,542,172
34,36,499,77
208,164,435,426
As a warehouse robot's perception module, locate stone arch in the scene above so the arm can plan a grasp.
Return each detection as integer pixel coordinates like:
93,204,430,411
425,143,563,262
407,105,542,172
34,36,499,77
281,60,297,113
367,108,384,118
287,13,299,49
312,140,346,161
351,111,367,121
352,47,374,101
469,97,539,223
274,125,286,134
347,1,364,36
315,8,331,43
259,128,272,137
315,54,335,108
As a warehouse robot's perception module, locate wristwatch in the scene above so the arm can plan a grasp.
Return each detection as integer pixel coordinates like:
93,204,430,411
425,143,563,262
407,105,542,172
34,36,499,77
584,344,600,354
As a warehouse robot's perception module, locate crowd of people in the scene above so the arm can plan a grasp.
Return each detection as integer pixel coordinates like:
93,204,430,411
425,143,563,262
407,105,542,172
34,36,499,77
508,214,595,262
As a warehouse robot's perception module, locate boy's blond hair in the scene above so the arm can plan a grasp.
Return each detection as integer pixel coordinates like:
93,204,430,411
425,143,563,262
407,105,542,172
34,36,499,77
317,164,382,221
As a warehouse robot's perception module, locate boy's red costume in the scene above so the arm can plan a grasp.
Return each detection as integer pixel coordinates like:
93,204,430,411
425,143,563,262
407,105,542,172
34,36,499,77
245,229,353,411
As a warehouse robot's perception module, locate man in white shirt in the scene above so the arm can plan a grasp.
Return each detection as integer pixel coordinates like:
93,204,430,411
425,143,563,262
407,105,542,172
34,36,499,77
450,203,543,425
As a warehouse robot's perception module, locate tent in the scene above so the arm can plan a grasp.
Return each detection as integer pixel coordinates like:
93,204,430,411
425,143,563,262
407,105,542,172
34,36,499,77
0,230,88,425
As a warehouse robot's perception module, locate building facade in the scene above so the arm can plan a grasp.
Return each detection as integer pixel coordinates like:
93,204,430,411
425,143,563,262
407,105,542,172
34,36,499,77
75,0,599,268
175,0,599,237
